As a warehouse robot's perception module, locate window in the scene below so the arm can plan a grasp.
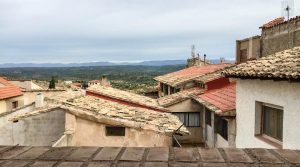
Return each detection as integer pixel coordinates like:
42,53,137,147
205,110,211,126
216,118,228,141
174,112,200,127
262,105,283,142
12,101,18,109
106,126,125,136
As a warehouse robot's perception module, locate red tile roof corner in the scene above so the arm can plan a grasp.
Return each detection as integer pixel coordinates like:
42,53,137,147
0,77,23,100
193,82,236,116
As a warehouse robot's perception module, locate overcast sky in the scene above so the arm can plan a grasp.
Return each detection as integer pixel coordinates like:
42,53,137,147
0,0,299,63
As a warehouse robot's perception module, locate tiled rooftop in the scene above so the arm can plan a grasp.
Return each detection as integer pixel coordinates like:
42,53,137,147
1,146,300,166
154,64,232,87
157,88,204,107
259,17,285,29
87,85,166,111
223,46,300,81
194,70,224,83
193,83,236,116
0,77,23,100
11,93,189,136
260,16,300,29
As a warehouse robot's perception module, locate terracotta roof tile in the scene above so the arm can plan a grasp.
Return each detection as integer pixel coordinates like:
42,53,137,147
260,16,300,29
154,64,233,87
259,17,285,29
0,77,23,100
223,46,300,81
193,83,236,116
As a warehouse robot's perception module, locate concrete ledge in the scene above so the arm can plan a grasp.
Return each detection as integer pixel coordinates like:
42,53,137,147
0,146,300,166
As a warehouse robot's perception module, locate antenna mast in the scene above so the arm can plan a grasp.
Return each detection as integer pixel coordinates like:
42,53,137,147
281,0,294,20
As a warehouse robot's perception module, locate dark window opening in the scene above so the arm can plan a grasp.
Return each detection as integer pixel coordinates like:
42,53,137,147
262,105,283,141
173,112,200,127
216,118,228,141
205,109,211,126
106,126,125,136
12,101,18,109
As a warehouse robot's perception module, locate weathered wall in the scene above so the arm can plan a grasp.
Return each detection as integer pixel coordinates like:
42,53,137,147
261,19,300,57
11,110,65,146
0,96,24,114
236,36,260,64
0,104,35,145
72,117,172,147
166,99,203,144
236,79,300,149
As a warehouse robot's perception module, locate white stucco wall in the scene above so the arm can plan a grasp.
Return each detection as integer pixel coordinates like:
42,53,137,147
236,79,300,149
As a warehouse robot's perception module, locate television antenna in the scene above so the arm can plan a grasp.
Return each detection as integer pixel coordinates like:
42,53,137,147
281,0,294,20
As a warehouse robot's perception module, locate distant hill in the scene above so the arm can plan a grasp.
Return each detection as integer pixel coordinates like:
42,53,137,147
0,60,187,68
0,59,234,68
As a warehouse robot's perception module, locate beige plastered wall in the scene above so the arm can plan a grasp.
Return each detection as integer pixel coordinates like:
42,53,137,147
65,113,172,147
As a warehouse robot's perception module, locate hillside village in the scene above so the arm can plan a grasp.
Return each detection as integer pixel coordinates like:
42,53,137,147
0,15,300,166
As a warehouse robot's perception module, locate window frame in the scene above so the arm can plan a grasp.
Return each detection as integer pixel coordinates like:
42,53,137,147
173,112,201,127
105,126,126,136
261,104,283,142
12,101,18,109
254,102,283,147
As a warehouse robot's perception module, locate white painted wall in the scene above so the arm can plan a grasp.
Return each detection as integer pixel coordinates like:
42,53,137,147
216,134,229,148
236,79,300,149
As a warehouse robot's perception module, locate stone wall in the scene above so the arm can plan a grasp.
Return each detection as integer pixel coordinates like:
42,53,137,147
261,19,300,57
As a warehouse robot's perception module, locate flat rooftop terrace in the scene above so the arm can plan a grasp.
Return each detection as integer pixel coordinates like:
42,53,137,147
1,146,300,167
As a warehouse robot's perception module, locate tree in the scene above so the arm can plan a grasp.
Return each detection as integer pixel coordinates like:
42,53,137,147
49,76,56,89
81,81,89,89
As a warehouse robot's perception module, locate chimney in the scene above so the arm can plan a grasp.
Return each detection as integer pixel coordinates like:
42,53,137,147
35,93,44,108
204,54,206,65
197,53,200,66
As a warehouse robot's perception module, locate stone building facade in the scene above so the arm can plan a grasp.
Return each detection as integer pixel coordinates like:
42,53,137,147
236,16,300,64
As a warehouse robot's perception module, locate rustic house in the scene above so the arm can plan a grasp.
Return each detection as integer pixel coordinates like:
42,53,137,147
193,83,236,148
0,77,24,114
9,91,189,147
236,16,300,64
223,46,300,149
154,63,232,97
155,68,234,146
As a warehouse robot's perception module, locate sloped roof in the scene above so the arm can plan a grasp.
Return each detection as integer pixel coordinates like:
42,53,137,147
11,94,189,136
193,83,236,116
194,70,223,83
223,47,300,81
154,64,232,87
87,85,166,111
0,77,23,100
259,17,285,29
157,88,204,107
